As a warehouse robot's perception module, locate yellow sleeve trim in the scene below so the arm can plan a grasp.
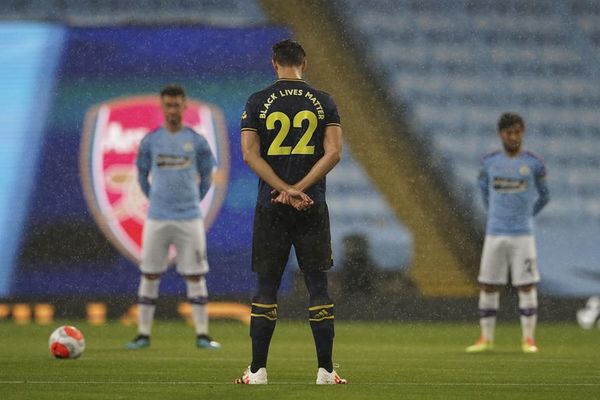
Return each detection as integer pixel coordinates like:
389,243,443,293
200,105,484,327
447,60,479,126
241,128,258,132
325,123,341,127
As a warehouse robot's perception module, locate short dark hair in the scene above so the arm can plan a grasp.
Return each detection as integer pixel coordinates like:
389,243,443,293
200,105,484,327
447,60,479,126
272,39,306,67
160,84,186,98
497,112,524,131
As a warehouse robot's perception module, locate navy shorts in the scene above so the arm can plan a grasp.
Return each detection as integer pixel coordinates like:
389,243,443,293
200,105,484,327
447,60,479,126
251,202,333,275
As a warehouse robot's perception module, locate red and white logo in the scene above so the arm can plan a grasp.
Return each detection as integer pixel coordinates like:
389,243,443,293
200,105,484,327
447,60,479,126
80,96,229,263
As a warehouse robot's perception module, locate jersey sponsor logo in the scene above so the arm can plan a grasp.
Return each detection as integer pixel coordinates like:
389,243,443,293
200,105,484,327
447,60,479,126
80,95,230,264
493,177,528,193
156,154,192,169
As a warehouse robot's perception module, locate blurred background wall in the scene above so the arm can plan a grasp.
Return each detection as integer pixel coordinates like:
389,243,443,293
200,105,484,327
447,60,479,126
0,0,598,319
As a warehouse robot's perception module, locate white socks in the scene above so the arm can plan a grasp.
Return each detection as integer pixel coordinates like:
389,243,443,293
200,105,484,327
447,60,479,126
186,278,209,336
518,287,538,340
136,276,211,337
478,290,499,342
138,276,160,336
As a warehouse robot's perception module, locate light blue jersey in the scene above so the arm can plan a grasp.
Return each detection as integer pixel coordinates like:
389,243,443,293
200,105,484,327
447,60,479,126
478,150,550,235
136,127,216,220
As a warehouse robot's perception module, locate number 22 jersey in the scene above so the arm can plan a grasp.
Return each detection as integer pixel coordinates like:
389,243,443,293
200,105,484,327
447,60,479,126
241,78,341,207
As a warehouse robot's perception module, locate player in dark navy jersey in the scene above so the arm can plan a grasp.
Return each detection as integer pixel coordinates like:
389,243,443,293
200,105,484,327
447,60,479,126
240,76,340,207
235,40,347,385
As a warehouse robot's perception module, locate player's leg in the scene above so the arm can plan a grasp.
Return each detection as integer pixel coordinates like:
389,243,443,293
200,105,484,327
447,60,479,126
184,275,220,349
173,219,219,349
251,272,282,370
235,272,282,384
511,235,540,353
303,272,334,371
295,204,346,384
466,284,500,353
467,235,508,353
517,284,538,353
127,273,162,349
127,219,169,349
303,272,346,384
235,205,290,384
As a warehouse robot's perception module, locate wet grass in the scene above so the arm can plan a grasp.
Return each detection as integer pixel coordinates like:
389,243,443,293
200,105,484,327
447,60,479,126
1,320,599,399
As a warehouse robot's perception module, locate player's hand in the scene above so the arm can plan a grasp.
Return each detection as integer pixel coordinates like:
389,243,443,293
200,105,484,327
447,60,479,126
271,188,313,211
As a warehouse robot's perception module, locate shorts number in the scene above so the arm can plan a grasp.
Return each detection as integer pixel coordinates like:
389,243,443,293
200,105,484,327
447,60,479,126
524,258,536,275
266,110,317,155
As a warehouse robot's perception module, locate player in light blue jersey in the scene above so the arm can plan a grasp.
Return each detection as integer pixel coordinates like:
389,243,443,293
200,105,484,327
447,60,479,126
127,85,220,350
466,112,550,354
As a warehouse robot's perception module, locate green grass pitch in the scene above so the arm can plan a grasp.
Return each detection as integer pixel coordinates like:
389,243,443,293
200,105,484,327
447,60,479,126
1,320,599,399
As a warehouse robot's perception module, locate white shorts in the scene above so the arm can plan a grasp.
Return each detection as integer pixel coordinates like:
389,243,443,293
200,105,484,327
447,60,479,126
140,218,209,276
478,234,540,287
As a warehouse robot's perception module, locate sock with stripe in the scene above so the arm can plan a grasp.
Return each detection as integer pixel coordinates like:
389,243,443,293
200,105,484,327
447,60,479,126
308,303,335,372
137,276,160,336
518,287,538,340
186,277,209,336
250,301,277,373
478,290,499,342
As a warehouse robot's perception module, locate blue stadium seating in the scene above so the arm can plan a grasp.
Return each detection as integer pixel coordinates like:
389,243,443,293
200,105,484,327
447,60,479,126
327,151,413,270
0,0,267,26
335,0,600,295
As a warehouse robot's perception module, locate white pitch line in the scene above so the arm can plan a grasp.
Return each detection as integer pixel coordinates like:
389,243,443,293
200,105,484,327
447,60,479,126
1,381,599,387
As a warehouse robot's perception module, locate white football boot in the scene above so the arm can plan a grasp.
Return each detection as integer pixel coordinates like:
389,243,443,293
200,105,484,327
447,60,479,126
234,366,267,384
576,296,600,330
316,368,348,384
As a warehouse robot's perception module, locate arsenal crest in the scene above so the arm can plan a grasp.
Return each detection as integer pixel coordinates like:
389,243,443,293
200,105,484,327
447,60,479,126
80,96,229,264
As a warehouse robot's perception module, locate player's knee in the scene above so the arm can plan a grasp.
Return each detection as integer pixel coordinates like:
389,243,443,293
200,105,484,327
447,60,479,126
480,284,499,293
518,284,536,292
518,286,538,311
478,290,499,316
185,276,207,304
138,275,161,303
304,272,332,306
184,274,203,283
254,273,281,304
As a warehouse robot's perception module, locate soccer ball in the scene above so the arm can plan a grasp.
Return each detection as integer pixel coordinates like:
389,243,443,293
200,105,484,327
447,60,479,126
49,325,86,359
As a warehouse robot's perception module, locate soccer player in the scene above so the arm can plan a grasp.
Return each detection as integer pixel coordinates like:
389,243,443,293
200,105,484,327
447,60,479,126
466,112,550,354
126,84,221,350
234,39,347,384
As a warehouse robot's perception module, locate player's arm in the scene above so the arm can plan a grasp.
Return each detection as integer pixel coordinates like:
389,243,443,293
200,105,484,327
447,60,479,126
136,137,152,198
241,130,312,206
294,125,342,192
241,130,289,192
533,163,550,216
239,97,291,192
477,163,489,210
196,138,216,200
